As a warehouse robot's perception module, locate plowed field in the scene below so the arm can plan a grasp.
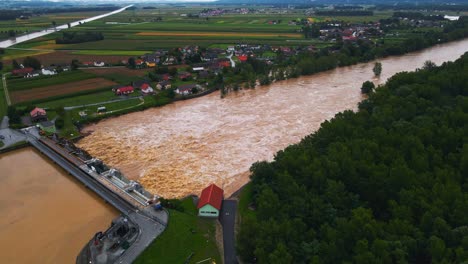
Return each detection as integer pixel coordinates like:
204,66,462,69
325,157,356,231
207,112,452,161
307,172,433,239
11,78,116,103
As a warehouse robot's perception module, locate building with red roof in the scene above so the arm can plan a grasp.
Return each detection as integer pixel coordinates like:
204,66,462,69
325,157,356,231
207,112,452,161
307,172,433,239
12,67,34,76
114,86,134,95
30,107,47,122
197,184,223,217
237,55,248,62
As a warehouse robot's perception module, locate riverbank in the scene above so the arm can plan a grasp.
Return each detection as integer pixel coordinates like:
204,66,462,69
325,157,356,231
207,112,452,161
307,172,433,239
76,38,468,199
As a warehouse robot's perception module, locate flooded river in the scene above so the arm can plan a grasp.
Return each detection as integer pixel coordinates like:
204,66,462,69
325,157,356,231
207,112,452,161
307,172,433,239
78,39,468,198
0,148,118,263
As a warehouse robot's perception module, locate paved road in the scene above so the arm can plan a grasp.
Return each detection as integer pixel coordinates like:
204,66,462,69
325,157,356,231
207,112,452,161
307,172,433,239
0,5,133,48
220,200,238,264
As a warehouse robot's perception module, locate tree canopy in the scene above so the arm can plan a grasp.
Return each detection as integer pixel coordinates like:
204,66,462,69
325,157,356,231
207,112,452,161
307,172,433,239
238,53,468,263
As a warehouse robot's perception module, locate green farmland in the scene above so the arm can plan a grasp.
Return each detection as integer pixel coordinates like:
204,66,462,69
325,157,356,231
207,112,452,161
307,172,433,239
7,70,95,91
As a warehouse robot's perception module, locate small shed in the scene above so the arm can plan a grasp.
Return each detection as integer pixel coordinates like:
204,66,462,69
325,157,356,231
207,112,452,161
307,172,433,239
197,184,223,217
38,121,56,134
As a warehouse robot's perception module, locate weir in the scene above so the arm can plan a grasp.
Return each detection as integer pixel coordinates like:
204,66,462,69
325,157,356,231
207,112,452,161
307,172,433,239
22,128,168,264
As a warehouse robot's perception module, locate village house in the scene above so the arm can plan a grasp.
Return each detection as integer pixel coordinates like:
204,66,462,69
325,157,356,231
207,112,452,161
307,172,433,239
41,67,57,76
12,67,34,76
94,61,105,67
175,84,197,95
156,80,171,90
140,83,154,95
198,70,210,79
197,184,223,217
178,71,192,81
113,86,134,95
30,107,47,122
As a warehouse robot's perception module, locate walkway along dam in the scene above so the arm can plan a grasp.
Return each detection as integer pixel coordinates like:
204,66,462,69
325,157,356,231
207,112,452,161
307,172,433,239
22,127,168,264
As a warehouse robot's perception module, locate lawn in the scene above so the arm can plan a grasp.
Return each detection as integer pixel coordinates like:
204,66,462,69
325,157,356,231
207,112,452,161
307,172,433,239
135,198,221,264
37,90,119,109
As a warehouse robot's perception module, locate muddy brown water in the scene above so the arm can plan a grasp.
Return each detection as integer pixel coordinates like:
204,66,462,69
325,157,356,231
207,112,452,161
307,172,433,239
0,147,118,263
77,39,468,199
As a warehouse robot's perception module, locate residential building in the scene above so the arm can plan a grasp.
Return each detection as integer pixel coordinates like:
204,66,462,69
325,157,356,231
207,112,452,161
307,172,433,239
30,107,47,122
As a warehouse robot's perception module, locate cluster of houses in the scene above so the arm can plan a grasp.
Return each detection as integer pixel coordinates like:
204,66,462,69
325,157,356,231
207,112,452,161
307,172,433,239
11,65,70,78
316,23,383,42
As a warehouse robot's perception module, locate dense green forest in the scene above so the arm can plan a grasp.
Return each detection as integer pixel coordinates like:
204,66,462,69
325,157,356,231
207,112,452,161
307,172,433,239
237,53,468,263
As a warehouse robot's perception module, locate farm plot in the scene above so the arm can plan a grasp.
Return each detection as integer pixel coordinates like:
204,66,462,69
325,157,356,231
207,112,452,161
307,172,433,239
10,78,117,104
136,32,303,38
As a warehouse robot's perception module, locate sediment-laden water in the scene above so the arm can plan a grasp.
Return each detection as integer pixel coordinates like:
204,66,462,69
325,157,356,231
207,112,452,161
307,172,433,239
77,39,468,198
0,148,118,263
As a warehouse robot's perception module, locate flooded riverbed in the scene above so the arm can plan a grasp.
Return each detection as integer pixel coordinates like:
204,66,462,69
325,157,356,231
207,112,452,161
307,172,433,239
78,39,468,198
0,148,118,263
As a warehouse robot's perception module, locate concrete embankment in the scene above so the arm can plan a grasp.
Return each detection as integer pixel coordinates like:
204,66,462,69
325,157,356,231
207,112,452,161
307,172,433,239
24,132,167,263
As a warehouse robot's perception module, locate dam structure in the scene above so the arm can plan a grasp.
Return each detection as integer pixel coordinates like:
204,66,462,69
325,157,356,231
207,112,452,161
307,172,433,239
21,127,168,264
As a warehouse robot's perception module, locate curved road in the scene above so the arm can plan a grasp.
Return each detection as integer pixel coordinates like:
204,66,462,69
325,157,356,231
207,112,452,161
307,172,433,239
0,5,133,48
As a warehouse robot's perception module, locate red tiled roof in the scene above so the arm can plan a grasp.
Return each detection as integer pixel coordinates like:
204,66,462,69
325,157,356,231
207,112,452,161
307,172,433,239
12,67,33,75
141,83,149,89
30,107,46,117
197,184,223,210
238,55,248,62
117,86,134,93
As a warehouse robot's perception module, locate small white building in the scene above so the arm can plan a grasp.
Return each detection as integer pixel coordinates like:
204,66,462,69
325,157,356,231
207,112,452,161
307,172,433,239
41,68,57,76
94,61,105,67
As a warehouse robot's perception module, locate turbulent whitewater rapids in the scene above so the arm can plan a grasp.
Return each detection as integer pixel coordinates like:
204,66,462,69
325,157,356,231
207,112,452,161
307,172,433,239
77,39,468,198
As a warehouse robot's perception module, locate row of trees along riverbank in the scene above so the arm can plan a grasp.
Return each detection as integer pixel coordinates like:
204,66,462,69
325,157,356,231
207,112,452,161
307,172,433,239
219,17,468,96
237,52,468,263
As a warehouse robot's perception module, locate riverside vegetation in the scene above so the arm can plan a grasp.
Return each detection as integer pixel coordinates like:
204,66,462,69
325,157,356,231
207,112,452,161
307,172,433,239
237,53,468,263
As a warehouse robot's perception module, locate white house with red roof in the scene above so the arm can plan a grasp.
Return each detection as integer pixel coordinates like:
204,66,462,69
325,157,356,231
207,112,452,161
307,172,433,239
140,83,154,95
197,184,223,217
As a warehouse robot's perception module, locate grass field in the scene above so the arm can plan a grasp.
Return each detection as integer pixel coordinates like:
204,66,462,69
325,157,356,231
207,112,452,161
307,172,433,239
7,70,96,91
135,198,221,264
2,7,398,60
71,50,151,56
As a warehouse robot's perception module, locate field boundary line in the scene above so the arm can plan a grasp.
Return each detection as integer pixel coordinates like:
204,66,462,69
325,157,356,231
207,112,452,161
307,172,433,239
2,74,11,106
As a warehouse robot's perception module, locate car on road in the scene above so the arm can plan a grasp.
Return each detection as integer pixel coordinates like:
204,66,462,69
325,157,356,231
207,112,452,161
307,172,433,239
0,135,5,140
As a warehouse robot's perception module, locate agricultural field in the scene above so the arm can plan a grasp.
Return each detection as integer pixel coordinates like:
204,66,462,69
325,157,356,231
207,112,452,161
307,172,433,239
10,77,117,104
1,6,398,63
5,66,151,105
0,11,104,41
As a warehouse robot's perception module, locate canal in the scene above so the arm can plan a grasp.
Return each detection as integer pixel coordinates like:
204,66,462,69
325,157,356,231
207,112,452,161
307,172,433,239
0,147,118,263
77,38,468,199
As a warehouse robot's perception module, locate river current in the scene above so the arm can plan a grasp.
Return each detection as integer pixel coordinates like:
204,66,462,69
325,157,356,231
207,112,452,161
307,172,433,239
77,39,468,198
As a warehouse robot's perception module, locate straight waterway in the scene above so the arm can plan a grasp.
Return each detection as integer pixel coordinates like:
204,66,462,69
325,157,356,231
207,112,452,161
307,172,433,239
0,147,118,263
77,38,468,198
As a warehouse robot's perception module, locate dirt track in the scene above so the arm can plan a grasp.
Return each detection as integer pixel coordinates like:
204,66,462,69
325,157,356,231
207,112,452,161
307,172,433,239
11,77,117,103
